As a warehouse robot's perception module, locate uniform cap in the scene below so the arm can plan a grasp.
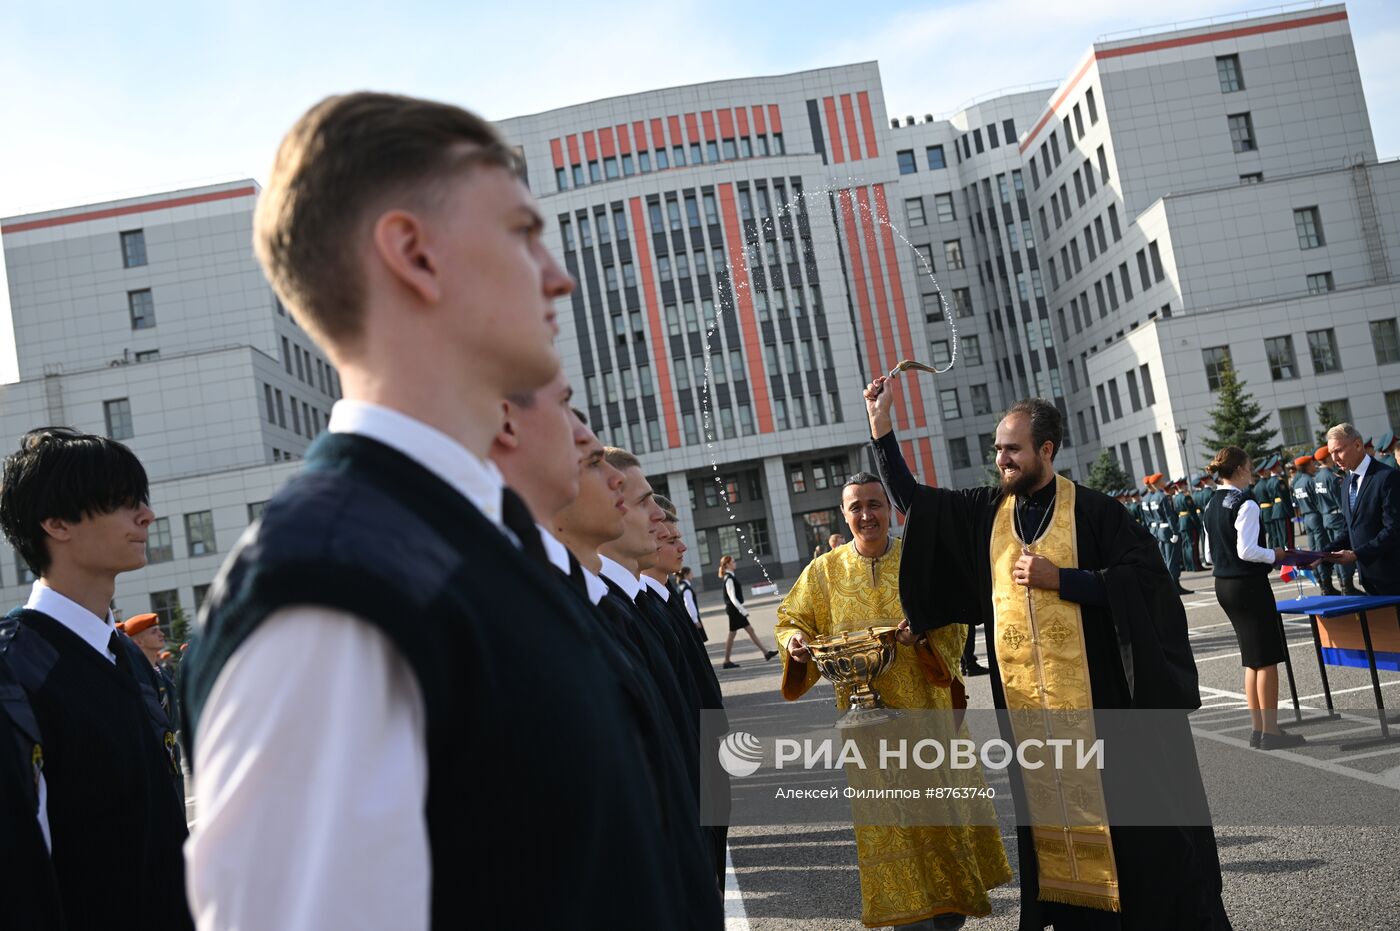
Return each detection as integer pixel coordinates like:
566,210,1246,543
1314,446,1329,461
121,613,159,636
1293,455,1312,468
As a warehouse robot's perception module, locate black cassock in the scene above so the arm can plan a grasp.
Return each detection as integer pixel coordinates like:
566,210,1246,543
872,431,1231,931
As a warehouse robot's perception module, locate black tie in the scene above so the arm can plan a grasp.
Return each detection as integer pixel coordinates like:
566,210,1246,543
501,487,548,566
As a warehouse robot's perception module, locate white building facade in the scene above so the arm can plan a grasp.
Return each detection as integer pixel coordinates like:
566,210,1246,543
4,3,1396,605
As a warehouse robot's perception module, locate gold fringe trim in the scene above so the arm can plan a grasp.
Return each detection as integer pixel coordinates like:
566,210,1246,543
1038,886,1122,913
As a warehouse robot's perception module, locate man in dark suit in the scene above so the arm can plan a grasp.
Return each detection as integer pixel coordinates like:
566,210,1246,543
1325,423,1400,595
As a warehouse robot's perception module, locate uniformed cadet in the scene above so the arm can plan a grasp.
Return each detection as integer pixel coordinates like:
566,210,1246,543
1254,456,1280,548
1145,474,1190,594
1378,431,1397,470
1173,477,1201,572
1279,459,1298,548
1194,473,1216,567
1313,446,1360,595
1290,455,1333,595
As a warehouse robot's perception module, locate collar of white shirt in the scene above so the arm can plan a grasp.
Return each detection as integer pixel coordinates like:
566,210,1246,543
1351,455,1373,484
328,399,504,528
597,555,642,601
640,575,671,601
24,581,117,663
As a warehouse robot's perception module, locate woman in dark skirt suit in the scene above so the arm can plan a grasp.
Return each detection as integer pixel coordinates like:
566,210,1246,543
718,555,777,669
1202,446,1306,750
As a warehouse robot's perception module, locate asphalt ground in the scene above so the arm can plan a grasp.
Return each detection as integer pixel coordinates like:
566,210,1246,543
699,568,1400,930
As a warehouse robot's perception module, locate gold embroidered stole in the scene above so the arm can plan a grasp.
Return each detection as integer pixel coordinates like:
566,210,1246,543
990,476,1121,912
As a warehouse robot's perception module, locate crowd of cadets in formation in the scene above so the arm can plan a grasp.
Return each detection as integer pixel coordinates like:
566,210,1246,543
1107,432,1396,595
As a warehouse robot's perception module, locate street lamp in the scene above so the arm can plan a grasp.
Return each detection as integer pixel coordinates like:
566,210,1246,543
1176,425,1189,477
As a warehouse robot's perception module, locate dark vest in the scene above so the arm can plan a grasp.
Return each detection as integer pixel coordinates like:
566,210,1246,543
2,609,190,930
721,571,745,623
1205,489,1272,579
180,433,720,929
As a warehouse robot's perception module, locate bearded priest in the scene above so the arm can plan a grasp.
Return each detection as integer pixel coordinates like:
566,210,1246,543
775,472,1011,930
865,378,1231,931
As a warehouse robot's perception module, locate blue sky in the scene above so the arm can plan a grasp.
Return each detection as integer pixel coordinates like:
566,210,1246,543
2,0,1397,381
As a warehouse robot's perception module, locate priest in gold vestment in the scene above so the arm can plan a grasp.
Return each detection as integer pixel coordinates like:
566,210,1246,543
776,472,1011,930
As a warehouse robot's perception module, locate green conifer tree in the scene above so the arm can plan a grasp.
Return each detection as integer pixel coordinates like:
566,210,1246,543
1201,362,1277,462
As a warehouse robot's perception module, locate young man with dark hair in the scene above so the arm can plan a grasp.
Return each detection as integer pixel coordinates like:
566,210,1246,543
181,93,717,929
866,384,1229,928
0,427,190,929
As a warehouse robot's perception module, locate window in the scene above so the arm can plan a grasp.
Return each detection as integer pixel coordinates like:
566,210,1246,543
683,412,699,446
1371,318,1400,365
790,467,807,494
104,398,133,439
1241,173,1263,184
934,194,956,222
940,388,961,419
1003,118,1017,142
120,229,147,268
774,398,789,430
914,243,934,269
970,383,992,415
949,437,971,469
953,288,973,317
944,240,964,269
1202,345,1233,391
1148,241,1165,282
1228,113,1256,153
1137,250,1151,291
274,389,286,428
925,145,946,169
614,209,629,240
588,161,601,183
145,518,174,564
149,590,181,634
1387,390,1400,437
128,289,155,329
1265,335,1299,380
1217,54,1244,93
1307,272,1335,294
963,335,982,365
603,157,618,179
930,340,951,366
1319,398,1353,429
1107,203,1121,242
248,501,268,522
1294,207,1324,249
1140,363,1156,405
184,511,217,557
1085,87,1098,124
1279,407,1311,447
905,197,926,226
897,150,917,174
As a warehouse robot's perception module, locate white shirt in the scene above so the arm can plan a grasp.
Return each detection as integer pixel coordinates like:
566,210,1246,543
25,581,117,663
1222,488,1275,564
723,574,748,618
639,574,671,601
1346,455,1374,506
187,400,506,931
539,525,609,606
598,555,642,601
18,581,106,853
681,584,701,626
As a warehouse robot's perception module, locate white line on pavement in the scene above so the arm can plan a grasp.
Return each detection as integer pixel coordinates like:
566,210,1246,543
724,846,751,930
1189,725,1400,790
1296,679,1400,702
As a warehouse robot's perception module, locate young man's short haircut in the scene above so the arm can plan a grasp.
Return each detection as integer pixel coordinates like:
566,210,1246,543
652,494,678,523
253,92,522,349
0,428,150,575
602,447,641,472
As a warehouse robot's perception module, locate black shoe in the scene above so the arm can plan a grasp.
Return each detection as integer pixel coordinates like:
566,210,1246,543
1259,730,1307,751
764,650,778,661
962,662,990,677
932,916,967,931
1249,730,1262,749
1177,585,1194,595
722,661,739,669
1343,583,1363,596
1319,584,1340,597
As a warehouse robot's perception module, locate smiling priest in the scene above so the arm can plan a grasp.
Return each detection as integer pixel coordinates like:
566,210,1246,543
865,378,1230,931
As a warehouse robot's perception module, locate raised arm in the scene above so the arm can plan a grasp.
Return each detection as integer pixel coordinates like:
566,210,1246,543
865,375,918,512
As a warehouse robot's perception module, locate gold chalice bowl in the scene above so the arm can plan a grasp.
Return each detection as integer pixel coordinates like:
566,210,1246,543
806,625,902,729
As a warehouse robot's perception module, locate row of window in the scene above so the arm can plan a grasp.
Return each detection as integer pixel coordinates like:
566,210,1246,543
788,455,849,494
1095,363,1158,424
1047,201,1122,288
950,118,1020,163
263,383,328,439
1029,86,1099,192
1203,319,1399,391
1103,432,1171,484
947,432,996,470
690,519,771,568
1057,239,1163,340
903,193,956,227
921,287,975,323
694,469,765,509
929,334,983,367
936,383,993,421
145,510,220,563
280,336,339,398
895,145,947,175
555,132,785,192
1041,146,1112,244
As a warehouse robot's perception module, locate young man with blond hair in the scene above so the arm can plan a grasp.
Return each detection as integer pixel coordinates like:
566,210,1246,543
181,93,718,930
